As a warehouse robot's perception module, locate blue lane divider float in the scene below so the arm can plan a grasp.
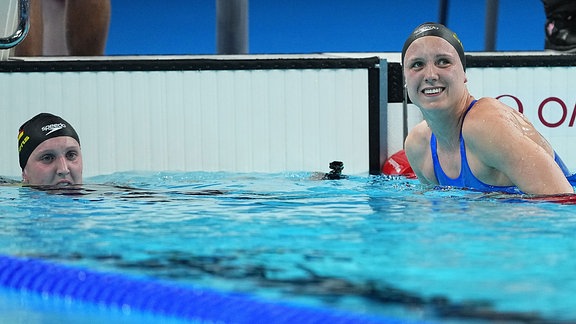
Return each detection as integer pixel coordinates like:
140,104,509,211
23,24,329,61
0,255,416,323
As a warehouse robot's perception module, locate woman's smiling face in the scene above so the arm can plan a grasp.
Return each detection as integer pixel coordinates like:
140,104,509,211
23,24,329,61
403,36,467,110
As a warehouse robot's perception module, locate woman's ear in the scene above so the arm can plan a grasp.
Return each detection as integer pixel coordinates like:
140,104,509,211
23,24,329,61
21,170,29,183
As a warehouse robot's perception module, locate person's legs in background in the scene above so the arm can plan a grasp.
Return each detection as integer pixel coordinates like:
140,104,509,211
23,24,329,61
65,0,110,55
14,0,110,56
14,0,43,56
43,0,67,55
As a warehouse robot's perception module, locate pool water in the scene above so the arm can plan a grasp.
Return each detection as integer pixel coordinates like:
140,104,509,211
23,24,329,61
1,171,575,323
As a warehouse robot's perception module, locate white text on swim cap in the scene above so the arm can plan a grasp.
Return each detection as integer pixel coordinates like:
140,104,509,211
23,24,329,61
42,123,67,136
415,25,439,35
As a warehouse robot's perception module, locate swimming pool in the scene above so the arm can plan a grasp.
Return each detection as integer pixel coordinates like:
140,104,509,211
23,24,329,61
1,171,575,323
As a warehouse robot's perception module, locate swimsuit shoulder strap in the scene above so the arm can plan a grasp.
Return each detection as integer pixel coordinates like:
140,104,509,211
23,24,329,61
458,99,478,169
431,99,477,185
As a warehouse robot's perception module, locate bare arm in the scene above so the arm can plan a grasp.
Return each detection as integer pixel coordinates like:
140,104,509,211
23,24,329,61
404,122,434,185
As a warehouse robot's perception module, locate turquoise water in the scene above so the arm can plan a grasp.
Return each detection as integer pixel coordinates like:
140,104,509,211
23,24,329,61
1,171,575,323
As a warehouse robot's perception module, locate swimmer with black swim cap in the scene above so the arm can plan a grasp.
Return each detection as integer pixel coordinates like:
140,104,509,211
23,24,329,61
402,22,574,195
401,22,466,71
18,113,83,186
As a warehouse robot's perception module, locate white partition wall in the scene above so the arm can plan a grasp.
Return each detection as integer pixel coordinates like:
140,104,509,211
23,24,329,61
3,53,572,179
0,56,386,178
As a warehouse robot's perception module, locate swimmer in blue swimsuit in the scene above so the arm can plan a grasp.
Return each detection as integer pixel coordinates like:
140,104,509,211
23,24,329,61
401,22,574,195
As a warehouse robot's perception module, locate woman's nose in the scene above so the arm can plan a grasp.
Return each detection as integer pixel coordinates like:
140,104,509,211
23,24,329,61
56,157,70,176
424,65,438,83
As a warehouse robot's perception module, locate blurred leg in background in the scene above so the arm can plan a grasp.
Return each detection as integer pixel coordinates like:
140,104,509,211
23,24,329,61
65,0,110,55
14,0,43,56
14,0,110,56
43,0,66,55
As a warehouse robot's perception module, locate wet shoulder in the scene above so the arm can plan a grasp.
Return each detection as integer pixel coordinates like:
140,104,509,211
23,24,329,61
472,97,509,114
465,97,514,130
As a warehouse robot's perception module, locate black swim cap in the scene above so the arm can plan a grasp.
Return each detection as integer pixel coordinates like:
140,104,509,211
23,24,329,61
18,113,81,169
401,22,466,71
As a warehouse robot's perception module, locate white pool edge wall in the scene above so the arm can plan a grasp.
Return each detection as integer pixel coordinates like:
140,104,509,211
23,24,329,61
0,55,391,178
0,53,575,178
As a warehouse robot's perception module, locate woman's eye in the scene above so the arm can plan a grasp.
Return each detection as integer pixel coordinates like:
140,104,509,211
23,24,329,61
411,61,423,69
40,155,55,163
437,58,450,66
66,151,79,161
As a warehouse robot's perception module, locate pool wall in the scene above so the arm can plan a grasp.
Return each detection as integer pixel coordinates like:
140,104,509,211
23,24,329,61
1,53,576,178
1,55,393,177
1,53,575,178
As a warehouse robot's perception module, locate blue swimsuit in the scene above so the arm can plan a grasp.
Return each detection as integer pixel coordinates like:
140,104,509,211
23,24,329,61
430,100,574,194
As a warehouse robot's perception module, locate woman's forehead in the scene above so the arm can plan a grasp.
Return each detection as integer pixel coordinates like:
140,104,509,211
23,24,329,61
405,36,458,57
32,136,81,153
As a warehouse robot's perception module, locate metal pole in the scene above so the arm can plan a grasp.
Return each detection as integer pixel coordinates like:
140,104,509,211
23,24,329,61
0,0,30,49
216,0,248,54
438,0,449,26
484,0,499,51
